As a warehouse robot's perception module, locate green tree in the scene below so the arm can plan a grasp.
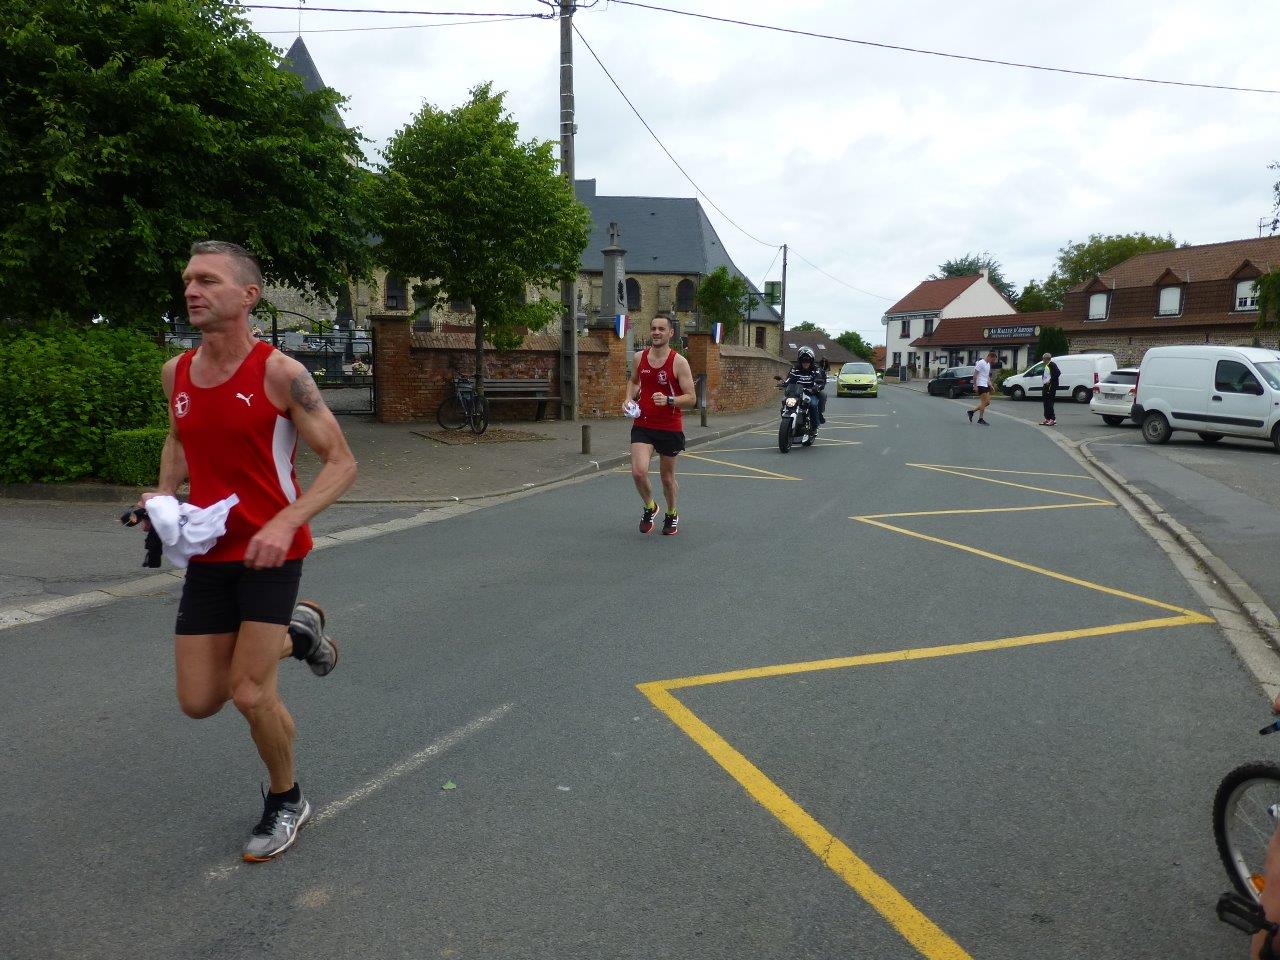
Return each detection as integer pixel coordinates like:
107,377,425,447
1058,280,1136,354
0,1,374,327
1016,280,1056,313
1035,326,1069,358
932,253,1016,301
369,83,590,390
835,330,874,360
1039,232,1176,308
695,266,752,340
790,321,830,335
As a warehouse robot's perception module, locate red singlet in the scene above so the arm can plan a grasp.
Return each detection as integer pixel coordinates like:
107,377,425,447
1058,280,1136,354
171,341,313,563
635,348,683,432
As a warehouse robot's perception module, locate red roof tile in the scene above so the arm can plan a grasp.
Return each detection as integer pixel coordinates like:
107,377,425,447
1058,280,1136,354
910,311,1060,347
885,275,982,315
1073,236,1280,291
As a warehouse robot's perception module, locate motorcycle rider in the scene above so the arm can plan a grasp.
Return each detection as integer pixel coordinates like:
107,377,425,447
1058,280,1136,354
782,347,827,437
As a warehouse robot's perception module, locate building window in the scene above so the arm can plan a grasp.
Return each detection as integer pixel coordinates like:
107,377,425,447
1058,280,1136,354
626,277,641,312
384,275,406,310
1236,279,1260,311
589,282,601,309
1088,292,1109,320
892,351,901,369
676,278,696,312
899,319,910,338
449,297,471,313
923,317,934,336
755,326,766,349
1157,285,1182,316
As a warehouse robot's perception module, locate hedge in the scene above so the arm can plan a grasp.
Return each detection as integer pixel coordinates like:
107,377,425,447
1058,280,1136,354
102,427,168,486
0,328,170,483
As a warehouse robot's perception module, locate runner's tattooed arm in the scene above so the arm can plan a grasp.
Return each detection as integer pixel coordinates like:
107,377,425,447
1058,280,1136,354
246,354,358,568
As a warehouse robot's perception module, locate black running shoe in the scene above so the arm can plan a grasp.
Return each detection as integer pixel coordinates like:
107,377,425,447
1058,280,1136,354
662,513,679,536
639,504,658,534
966,410,974,422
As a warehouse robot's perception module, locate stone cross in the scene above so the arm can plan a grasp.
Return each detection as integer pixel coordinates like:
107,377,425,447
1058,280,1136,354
608,221,621,246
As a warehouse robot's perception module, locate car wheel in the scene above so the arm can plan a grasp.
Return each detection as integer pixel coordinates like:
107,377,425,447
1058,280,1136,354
1198,432,1224,443
1274,422,1280,453
1072,386,1090,403
948,386,961,399
1102,415,1125,426
1142,411,1172,445
1009,385,1025,401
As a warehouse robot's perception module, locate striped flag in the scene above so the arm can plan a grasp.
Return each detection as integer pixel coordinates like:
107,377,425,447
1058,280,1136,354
614,314,630,339
711,322,724,344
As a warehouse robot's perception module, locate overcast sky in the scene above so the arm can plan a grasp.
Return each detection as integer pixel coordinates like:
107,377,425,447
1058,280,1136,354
242,1,1280,346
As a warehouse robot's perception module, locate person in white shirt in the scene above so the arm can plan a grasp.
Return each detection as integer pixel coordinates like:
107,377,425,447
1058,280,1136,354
967,351,998,425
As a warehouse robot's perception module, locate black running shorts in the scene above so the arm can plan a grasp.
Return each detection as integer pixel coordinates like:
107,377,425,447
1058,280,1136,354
977,386,991,395
175,560,303,635
631,426,685,457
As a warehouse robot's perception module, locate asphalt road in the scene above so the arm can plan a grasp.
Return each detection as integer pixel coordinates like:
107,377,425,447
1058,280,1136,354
1,387,1271,959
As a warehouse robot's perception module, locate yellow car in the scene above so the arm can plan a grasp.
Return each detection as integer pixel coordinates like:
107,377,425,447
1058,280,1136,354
836,361,878,398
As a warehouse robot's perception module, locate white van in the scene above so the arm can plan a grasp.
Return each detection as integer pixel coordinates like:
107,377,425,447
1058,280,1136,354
1133,345,1280,448
1001,353,1118,404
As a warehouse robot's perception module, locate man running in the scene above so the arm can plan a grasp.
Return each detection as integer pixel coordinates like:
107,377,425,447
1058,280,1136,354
139,240,357,861
626,314,696,535
967,350,998,425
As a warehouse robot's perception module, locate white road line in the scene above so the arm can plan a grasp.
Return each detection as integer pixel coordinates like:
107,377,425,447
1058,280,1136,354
204,702,514,881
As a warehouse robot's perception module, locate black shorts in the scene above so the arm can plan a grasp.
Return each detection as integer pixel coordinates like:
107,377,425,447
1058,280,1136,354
631,426,685,457
977,386,991,395
175,560,303,635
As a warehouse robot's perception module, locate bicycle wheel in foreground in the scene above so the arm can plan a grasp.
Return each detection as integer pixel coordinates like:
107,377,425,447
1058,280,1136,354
437,396,466,430
1214,762,1280,901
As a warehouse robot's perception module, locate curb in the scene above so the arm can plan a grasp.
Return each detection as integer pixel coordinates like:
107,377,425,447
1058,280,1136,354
0,418,776,506
1074,438,1280,652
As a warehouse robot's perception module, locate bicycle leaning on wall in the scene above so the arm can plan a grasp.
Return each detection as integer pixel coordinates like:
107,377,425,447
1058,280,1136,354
436,376,489,436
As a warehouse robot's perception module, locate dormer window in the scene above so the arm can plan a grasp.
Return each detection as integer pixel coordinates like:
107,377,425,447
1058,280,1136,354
1157,285,1182,316
1088,292,1109,320
1236,279,1259,311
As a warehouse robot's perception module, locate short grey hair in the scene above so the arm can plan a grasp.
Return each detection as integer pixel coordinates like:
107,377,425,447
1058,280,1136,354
189,240,263,290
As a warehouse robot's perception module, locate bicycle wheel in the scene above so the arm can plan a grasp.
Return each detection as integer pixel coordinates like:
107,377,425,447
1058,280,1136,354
436,395,466,430
469,396,489,436
1214,762,1280,901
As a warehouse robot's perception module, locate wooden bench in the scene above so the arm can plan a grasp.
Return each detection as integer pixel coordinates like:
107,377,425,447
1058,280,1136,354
458,377,553,421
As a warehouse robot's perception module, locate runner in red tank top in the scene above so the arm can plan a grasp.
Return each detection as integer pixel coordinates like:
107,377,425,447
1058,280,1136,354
137,241,357,862
625,314,696,535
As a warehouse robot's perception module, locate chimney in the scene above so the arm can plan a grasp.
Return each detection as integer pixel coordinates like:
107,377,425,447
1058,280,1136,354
979,267,990,281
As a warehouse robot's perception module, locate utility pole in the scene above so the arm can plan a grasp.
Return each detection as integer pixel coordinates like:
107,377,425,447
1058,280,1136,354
558,0,578,420
780,243,788,333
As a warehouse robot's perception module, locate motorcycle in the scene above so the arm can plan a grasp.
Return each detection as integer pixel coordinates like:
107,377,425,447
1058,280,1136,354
775,376,819,453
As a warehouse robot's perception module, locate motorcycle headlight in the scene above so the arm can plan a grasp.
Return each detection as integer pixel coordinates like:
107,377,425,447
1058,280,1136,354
785,397,798,408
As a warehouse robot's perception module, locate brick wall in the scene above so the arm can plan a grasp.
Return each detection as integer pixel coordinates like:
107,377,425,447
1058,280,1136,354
718,345,790,412
578,331,628,418
1067,326,1280,366
684,332,720,411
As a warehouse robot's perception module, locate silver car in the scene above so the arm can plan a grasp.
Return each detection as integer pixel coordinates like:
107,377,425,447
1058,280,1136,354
1088,368,1139,425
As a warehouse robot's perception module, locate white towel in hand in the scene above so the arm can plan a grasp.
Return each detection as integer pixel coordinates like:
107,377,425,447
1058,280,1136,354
145,494,240,568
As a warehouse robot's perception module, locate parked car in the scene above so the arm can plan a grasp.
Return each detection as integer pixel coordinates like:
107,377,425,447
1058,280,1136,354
1002,353,1118,403
926,366,976,398
1089,368,1140,425
1133,345,1280,448
836,361,879,397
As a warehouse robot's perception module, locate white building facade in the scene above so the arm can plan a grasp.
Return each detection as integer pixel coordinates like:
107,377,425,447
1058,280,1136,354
882,272,1015,376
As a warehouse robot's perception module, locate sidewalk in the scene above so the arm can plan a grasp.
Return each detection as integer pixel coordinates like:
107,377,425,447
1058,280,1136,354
303,404,776,502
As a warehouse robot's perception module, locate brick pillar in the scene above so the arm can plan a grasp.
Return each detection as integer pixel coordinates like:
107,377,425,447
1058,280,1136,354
685,332,720,411
599,328,630,414
371,313,413,422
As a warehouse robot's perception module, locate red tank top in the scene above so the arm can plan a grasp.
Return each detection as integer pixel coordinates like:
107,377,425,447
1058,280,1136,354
635,348,683,432
172,341,313,563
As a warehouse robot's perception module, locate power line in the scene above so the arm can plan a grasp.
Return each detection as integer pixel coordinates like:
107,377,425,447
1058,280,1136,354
242,4,549,17
609,0,1280,96
571,23,777,248
573,24,890,302
259,14,531,33
755,245,782,291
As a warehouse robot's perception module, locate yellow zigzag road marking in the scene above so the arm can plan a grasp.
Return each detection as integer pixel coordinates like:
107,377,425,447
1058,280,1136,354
908,463,1091,480
682,452,801,481
640,460,1213,959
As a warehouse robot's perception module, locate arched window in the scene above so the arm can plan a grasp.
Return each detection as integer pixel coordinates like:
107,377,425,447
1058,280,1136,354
676,278,696,312
384,275,407,310
626,277,641,312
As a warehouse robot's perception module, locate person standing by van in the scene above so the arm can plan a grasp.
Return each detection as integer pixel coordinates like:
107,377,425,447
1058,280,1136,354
967,351,997,425
1039,353,1062,426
